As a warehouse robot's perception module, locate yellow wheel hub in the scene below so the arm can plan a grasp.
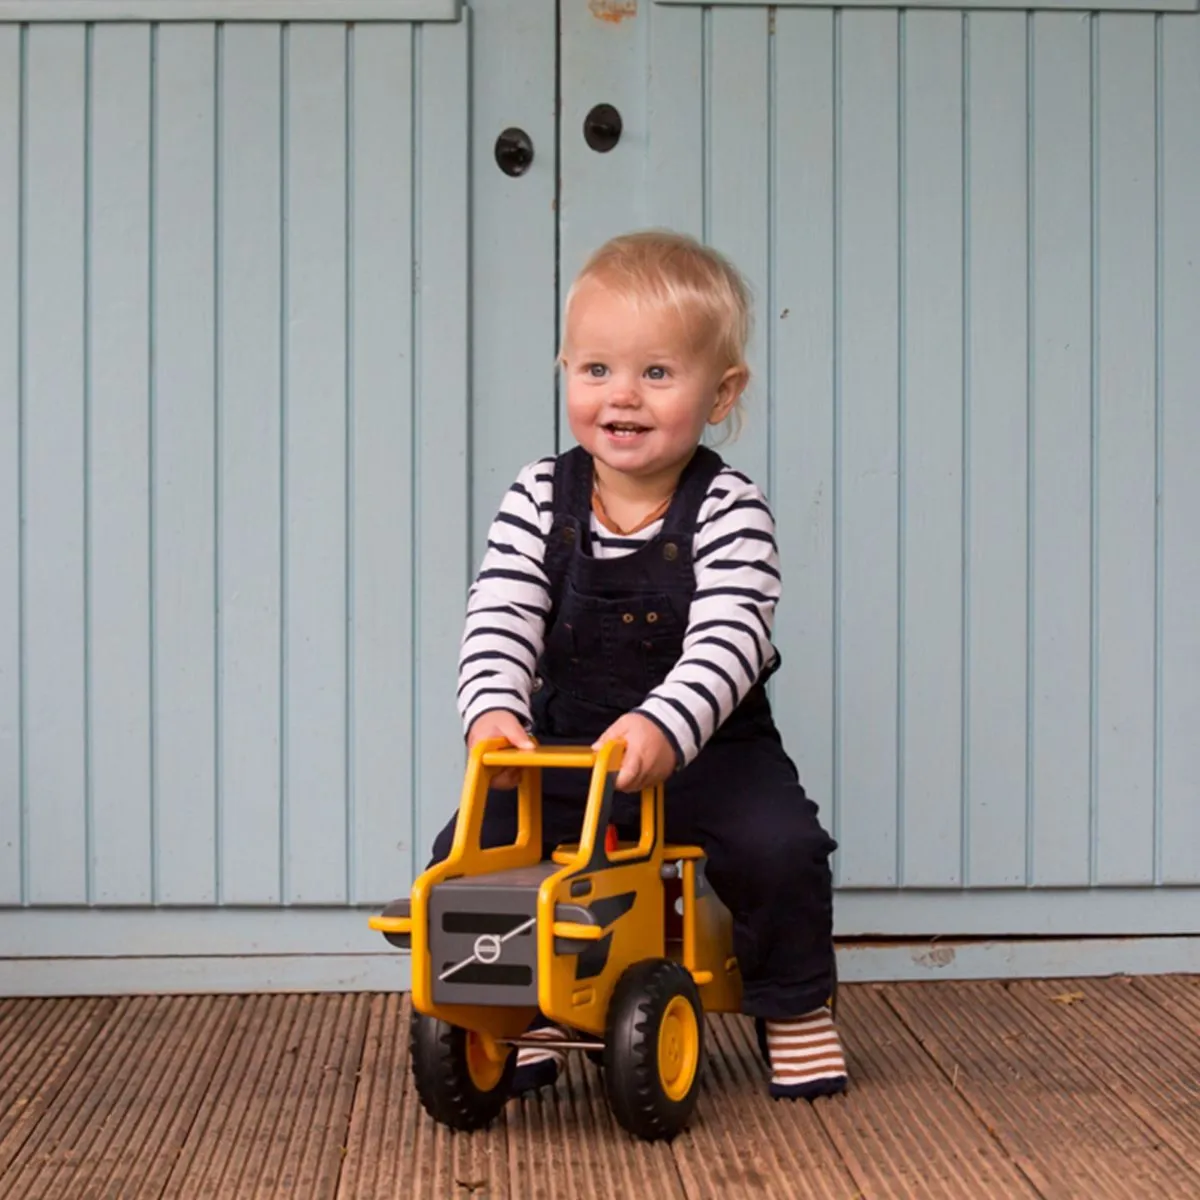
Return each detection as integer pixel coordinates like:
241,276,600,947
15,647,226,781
465,1031,506,1092
657,995,700,1102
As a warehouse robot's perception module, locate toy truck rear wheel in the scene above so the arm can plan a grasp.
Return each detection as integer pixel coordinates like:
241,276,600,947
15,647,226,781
603,959,704,1142
410,1012,516,1131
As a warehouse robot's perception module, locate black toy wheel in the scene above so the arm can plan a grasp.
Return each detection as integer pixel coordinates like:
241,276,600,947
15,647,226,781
603,959,705,1142
410,1011,516,1131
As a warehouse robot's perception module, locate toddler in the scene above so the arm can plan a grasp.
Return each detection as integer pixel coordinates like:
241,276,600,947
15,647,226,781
432,229,845,1102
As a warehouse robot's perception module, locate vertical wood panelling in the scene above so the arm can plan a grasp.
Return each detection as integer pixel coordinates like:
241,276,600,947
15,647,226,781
3,5,1199,950
769,9,836,836
153,25,217,904
283,25,348,904
964,13,1029,887
88,25,152,904
563,5,1199,901
218,24,283,905
646,3,703,236
836,12,900,887
409,19,470,866
558,2,647,304
1029,14,1093,887
558,0,649,447
468,0,556,566
708,9,768,487
1160,18,1200,886
24,26,87,904
2,14,477,913
899,12,964,887
349,23,415,903
0,27,21,905
1093,16,1157,886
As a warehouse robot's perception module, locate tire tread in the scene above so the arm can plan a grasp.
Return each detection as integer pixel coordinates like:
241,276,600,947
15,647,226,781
603,959,704,1142
410,1012,514,1132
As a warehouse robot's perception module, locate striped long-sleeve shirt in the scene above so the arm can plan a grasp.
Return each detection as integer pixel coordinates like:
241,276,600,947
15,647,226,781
457,457,782,766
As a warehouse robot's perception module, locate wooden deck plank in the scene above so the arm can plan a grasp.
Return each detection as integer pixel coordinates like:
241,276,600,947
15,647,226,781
2,995,232,1198
1,996,155,1194
884,979,1200,1199
1133,973,1200,1027
0,996,117,1178
68,995,235,1200
109,996,241,1199
668,1014,856,1200
336,993,413,1200
506,1049,683,1200
257,994,368,1198
2,979,1199,1199
161,994,303,1197
160,993,367,1199
814,985,1040,1199
1006,976,1200,1168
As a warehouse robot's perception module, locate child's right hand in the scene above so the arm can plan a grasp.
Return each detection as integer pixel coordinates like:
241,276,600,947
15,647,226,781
467,710,535,790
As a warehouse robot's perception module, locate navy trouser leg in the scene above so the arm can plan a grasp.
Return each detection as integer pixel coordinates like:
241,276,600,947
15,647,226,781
663,736,838,1020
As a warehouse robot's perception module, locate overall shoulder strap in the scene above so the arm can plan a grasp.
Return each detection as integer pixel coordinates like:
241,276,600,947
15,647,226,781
550,445,594,521
661,445,725,539
542,446,592,628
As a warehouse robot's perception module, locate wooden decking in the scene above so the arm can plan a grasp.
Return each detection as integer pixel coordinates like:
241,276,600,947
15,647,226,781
2,976,1198,1199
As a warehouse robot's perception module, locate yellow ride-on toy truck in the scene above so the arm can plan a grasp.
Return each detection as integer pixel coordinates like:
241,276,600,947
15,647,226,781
368,738,743,1142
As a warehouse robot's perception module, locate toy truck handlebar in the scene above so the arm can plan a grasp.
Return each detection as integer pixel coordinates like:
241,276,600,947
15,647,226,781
476,743,623,770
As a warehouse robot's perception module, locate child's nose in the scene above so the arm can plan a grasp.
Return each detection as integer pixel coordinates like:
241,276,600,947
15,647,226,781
608,375,641,404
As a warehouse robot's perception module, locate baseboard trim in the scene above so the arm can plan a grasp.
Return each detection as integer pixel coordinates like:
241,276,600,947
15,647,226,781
4,937,1197,997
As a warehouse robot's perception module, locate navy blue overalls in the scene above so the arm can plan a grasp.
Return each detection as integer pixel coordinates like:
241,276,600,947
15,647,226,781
431,445,838,1018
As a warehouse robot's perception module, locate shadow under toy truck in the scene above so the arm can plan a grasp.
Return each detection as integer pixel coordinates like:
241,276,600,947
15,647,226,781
368,738,745,1142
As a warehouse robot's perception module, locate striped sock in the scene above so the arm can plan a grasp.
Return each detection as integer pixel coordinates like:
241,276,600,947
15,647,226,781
511,1024,567,1095
765,1007,848,1101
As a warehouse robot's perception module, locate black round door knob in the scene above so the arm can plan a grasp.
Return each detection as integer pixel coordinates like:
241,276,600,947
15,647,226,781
494,127,534,177
584,103,622,153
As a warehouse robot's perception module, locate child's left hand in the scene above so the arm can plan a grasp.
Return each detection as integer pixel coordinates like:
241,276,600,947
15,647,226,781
593,713,677,793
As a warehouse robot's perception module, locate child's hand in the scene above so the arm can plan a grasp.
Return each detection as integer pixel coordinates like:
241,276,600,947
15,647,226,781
593,713,677,793
468,710,534,790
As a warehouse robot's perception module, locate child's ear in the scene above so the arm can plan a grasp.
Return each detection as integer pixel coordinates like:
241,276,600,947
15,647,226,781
709,364,749,425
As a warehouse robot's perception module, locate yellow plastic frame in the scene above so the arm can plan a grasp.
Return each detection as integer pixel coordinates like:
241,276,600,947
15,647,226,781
368,737,741,1043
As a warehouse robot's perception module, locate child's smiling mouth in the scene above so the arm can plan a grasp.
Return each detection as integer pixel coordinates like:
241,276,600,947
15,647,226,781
602,421,651,439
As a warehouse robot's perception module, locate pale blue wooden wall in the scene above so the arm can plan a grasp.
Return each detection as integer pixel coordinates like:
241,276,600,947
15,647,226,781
1,2,1199,992
0,16,471,914
560,3,1200,910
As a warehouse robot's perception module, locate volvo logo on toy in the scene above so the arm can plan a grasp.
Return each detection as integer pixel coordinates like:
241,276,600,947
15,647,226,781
473,934,503,965
439,916,536,982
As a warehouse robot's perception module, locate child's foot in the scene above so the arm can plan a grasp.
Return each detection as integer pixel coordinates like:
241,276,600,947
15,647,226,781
761,1007,848,1101
510,1024,567,1094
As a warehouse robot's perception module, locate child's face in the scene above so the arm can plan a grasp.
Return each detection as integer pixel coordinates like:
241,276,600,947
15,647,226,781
561,280,745,485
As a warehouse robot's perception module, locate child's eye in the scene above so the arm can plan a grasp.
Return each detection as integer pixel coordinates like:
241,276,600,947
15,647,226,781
645,365,669,381
585,363,608,378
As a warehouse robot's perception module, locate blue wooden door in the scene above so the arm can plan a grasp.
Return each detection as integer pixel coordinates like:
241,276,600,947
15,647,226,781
0,0,564,992
2,0,1198,995
559,1,1200,944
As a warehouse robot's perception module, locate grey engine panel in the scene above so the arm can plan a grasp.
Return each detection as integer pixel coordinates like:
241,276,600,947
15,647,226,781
429,863,559,1006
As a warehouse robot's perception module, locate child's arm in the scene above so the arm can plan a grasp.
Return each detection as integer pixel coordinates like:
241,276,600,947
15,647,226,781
632,469,781,768
457,458,556,742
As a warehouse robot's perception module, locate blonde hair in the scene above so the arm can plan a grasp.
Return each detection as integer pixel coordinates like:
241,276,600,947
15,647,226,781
561,229,753,381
